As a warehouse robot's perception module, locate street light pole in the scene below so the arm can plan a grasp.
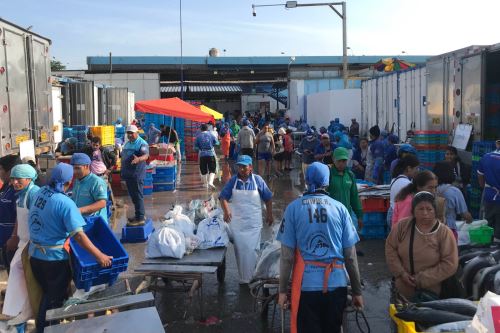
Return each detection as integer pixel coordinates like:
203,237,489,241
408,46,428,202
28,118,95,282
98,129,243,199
253,1,348,88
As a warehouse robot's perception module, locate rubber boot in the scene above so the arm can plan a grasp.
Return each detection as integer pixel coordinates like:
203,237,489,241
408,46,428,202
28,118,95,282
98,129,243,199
208,173,216,190
201,174,208,188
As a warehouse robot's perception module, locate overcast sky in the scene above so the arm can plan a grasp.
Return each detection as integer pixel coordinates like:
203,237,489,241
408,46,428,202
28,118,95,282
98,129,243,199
2,0,499,69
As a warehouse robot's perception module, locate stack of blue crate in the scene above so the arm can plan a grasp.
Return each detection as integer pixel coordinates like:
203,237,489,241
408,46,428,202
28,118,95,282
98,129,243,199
152,164,176,192
63,127,73,140
360,212,387,239
72,125,88,150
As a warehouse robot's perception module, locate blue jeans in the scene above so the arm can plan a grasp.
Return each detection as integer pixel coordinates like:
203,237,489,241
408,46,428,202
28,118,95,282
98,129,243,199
125,178,145,220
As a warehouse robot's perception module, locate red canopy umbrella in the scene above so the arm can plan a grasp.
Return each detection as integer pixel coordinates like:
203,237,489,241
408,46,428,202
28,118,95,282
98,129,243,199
134,97,214,123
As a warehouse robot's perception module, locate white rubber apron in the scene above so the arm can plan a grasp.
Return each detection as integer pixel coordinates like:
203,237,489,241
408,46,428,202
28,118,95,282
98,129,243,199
2,186,34,318
229,175,263,283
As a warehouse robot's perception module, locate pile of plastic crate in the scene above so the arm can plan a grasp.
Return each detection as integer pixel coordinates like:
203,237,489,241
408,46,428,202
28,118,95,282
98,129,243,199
469,141,496,218
411,131,448,170
184,120,202,161
152,163,177,192
90,125,115,146
359,197,389,239
72,125,89,150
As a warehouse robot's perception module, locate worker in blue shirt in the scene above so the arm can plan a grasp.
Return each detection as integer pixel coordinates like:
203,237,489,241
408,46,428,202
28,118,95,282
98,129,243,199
366,125,385,184
0,155,21,271
277,162,363,333
2,164,40,329
219,154,273,284
70,153,109,223
28,163,112,332
195,123,219,189
121,125,149,226
478,139,500,240
147,123,162,145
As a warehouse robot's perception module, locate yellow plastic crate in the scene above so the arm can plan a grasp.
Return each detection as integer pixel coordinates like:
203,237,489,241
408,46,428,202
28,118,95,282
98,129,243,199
389,304,419,333
90,126,115,146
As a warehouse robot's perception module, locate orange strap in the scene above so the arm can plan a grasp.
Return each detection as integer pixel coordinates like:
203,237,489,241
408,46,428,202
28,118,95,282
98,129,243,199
303,259,344,294
290,250,344,333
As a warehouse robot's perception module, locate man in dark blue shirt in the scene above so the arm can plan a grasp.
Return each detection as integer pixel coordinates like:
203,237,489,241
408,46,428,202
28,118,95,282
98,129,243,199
0,155,21,270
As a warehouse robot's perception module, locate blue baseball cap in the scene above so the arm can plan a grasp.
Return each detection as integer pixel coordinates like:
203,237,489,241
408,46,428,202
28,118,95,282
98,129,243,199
306,129,314,136
70,153,91,165
236,155,252,166
399,143,417,155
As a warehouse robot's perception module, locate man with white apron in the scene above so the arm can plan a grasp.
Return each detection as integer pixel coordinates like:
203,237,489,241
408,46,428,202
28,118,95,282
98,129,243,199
219,154,273,284
2,164,40,329
478,139,500,240
277,162,364,333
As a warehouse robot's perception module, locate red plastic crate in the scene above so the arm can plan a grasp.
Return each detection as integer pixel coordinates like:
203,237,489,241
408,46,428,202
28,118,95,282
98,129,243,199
361,198,389,213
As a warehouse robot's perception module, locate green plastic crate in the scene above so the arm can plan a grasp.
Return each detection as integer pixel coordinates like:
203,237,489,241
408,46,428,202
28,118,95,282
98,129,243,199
469,225,494,245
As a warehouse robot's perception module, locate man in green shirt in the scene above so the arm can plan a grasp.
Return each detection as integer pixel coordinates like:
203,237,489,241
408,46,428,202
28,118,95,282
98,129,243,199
328,147,364,230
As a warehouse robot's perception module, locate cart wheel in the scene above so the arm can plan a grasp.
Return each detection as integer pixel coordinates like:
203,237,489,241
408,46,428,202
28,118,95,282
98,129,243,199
217,257,226,283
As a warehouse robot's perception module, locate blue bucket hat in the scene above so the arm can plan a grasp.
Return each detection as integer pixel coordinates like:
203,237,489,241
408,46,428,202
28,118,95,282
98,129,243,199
306,129,314,137
305,162,330,192
399,143,417,155
70,153,91,166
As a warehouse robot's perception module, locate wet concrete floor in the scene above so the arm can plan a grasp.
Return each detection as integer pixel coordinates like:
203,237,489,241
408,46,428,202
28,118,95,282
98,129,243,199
110,158,393,332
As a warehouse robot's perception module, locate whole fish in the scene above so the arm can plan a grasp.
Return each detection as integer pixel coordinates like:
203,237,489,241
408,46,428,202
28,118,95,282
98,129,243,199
459,250,489,266
426,320,471,333
395,307,472,328
416,298,477,317
461,253,497,295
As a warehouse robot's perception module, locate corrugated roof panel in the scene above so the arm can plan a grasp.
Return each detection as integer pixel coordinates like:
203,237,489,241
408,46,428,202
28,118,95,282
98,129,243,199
160,85,243,93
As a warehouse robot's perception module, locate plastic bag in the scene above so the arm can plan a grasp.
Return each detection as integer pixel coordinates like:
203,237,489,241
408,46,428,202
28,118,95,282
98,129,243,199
165,205,196,236
253,240,281,280
188,195,218,224
466,291,499,332
146,226,186,259
196,209,230,249
185,234,202,254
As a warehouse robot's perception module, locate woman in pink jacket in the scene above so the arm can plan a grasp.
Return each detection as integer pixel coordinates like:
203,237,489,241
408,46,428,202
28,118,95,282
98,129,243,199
392,170,446,226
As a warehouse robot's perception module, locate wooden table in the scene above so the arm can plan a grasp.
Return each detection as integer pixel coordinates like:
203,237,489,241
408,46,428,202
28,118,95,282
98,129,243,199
44,307,164,333
135,247,227,319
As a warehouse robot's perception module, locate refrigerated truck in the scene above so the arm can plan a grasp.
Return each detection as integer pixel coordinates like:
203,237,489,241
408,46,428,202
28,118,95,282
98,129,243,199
361,43,500,145
0,18,53,156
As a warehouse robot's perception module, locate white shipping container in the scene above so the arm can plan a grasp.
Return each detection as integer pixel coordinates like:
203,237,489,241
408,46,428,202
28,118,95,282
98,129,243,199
361,67,427,142
306,89,361,130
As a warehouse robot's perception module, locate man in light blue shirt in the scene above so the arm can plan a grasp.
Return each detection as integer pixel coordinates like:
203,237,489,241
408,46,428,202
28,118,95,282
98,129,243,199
121,125,149,225
70,153,109,223
195,123,219,189
277,162,363,333
28,163,112,332
147,123,161,145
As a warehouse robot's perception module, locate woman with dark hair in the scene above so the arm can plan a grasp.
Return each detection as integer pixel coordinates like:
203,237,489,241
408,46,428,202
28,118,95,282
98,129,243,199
385,191,458,299
445,146,471,192
433,161,473,239
388,155,420,227
392,170,446,226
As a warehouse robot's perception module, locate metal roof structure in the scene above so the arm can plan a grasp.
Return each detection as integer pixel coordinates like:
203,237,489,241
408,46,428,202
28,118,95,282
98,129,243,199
160,85,243,93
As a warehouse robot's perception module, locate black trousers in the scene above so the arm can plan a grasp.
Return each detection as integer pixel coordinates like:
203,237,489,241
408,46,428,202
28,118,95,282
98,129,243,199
199,156,216,175
30,257,71,333
297,287,348,333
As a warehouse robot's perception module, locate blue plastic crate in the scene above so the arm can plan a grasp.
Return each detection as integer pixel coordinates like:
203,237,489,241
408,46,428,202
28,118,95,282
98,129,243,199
152,175,176,183
363,212,387,226
154,165,177,176
153,182,176,192
360,225,387,239
143,186,153,195
70,216,128,291
121,218,154,243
